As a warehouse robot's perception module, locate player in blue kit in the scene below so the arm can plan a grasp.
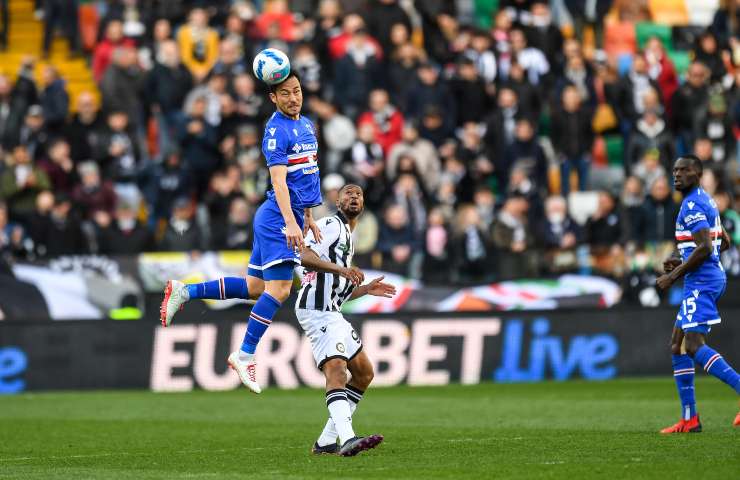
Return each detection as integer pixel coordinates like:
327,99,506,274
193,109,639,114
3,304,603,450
656,155,740,432
160,72,337,394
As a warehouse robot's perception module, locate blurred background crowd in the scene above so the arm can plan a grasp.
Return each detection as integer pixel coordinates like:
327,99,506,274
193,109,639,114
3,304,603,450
0,0,739,287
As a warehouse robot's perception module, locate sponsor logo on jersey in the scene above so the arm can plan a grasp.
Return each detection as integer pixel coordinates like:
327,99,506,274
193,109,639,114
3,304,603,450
683,212,707,225
688,201,695,209
268,127,276,136
302,166,319,175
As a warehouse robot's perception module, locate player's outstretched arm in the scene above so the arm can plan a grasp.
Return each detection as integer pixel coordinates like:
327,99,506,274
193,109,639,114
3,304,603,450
269,164,304,251
657,228,713,289
300,248,364,285
348,276,397,301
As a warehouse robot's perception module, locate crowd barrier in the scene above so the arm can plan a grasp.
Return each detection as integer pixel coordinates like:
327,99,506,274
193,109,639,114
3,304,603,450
1,305,737,393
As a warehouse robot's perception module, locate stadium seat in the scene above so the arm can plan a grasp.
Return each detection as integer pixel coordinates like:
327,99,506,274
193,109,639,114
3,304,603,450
667,50,692,76
604,135,624,166
647,0,689,26
635,22,672,50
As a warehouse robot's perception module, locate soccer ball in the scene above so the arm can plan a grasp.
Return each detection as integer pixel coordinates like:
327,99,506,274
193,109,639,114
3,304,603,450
252,48,291,85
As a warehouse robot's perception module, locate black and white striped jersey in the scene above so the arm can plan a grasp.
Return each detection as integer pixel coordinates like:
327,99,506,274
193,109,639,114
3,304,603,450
296,212,355,311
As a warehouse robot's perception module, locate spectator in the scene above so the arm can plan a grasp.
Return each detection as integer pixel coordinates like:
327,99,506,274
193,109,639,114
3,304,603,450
292,43,324,97
42,0,80,58
96,200,154,254
698,92,734,163
450,204,494,284
147,40,193,156
333,27,384,119
29,193,87,257
71,161,117,221
492,194,535,279
209,37,247,85
176,96,220,195
585,191,622,248
64,92,103,161
0,200,28,259
694,30,726,83
449,57,491,125
418,105,452,148
620,175,646,245
204,167,242,232
473,186,496,230
716,190,740,245
365,0,411,57
377,202,421,277
644,36,679,111
387,42,424,112
483,87,520,175
158,197,204,251
632,149,667,193
387,122,440,193
95,110,141,186
328,14,382,61
406,62,457,133
539,195,580,250
507,28,550,86
184,72,227,127
615,54,661,130
346,122,385,208
233,73,273,127
37,139,76,194
177,7,220,82
100,46,146,131
551,85,594,196
422,207,449,283
17,105,49,161
525,2,563,68
0,144,51,221
0,70,36,151
464,29,497,85
357,88,404,155
554,54,597,109
253,0,297,42
501,61,541,120
671,61,710,152
642,175,679,243
503,117,548,193
92,20,135,82
626,107,676,173
39,66,68,134
212,196,253,250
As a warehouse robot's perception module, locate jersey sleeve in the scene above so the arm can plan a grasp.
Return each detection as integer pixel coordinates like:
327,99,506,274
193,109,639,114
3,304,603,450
682,201,711,234
305,217,341,260
262,125,289,167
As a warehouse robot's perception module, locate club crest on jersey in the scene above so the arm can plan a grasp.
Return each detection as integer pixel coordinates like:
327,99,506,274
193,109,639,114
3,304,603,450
688,201,695,209
336,343,345,353
292,143,302,153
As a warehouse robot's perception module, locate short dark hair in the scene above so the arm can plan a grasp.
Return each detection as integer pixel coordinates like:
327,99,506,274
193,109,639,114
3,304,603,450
268,71,301,94
678,154,703,175
339,183,362,195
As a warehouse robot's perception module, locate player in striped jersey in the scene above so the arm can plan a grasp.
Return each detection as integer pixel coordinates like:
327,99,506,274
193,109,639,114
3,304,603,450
656,155,740,432
297,184,396,456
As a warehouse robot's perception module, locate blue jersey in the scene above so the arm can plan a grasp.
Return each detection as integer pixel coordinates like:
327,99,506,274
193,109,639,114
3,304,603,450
675,187,725,285
261,111,322,209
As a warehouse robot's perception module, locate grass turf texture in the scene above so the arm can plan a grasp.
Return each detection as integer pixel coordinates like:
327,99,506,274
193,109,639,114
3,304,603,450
0,378,738,479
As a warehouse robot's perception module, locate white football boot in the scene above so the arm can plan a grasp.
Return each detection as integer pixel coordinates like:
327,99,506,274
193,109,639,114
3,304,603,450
227,352,262,394
160,280,188,327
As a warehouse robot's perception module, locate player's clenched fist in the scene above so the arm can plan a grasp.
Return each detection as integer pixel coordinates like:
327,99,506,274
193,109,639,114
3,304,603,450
663,257,681,273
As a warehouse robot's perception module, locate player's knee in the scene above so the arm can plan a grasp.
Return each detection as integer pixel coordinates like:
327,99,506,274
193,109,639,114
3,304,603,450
246,276,264,299
264,281,292,302
323,359,348,388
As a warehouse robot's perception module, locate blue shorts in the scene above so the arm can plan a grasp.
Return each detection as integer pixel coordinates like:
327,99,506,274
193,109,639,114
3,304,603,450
674,280,726,334
247,199,304,280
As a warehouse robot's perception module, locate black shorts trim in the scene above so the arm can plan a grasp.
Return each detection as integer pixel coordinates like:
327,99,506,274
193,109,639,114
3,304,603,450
347,345,363,363
318,355,348,371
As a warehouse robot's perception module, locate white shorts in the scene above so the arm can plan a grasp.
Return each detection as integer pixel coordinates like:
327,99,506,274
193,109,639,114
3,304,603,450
295,308,363,370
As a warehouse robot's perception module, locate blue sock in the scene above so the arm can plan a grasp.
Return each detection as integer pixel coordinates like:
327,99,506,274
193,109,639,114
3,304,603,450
672,354,696,420
186,277,248,300
241,293,281,354
694,345,740,394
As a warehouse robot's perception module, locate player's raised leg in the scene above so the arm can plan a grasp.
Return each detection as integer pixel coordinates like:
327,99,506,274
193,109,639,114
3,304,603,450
160,276,264,327
661,327,701,433
314,349,376,453
228,264,294,394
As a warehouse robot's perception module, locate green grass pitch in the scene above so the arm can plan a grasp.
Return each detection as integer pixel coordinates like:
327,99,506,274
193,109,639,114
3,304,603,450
1,378,738,479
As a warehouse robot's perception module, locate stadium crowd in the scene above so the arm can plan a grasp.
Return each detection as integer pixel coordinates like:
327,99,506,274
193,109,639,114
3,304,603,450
1,0,740,285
